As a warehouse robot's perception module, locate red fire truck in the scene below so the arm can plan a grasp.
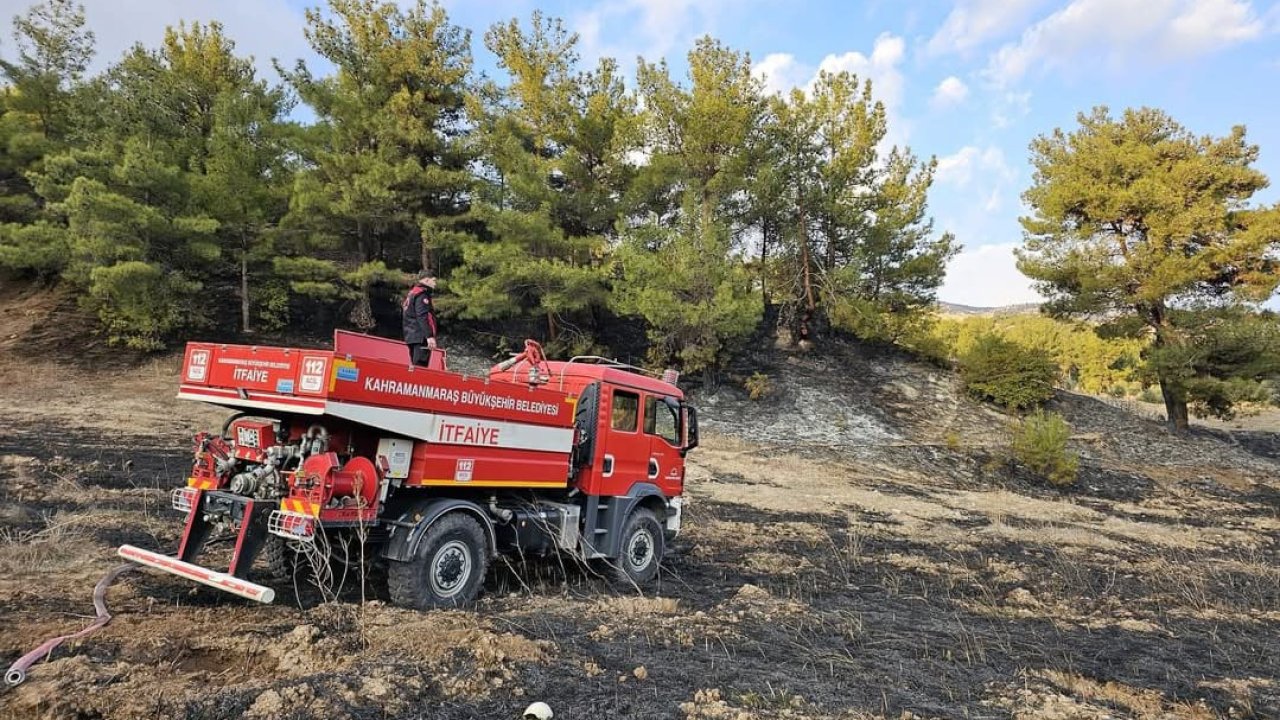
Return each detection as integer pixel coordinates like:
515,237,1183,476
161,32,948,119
119,331,698,608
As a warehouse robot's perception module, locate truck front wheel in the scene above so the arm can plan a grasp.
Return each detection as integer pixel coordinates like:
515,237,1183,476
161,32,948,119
388,513,489,609
612,507,664,587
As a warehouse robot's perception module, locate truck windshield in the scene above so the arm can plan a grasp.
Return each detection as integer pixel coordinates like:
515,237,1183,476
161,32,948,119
643,395,680,445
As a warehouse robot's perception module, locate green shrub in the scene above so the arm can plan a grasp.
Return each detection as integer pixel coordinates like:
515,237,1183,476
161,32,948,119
88,261,203,350
958,334,1057,410
1138,386,1162,404
744,371,771,401
901,325,956,368
1012,410,1079,486
943,430,961,450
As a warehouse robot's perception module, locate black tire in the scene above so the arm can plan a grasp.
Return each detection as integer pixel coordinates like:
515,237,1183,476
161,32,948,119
258,535,298,580
611,507,664,587
388,513,489,610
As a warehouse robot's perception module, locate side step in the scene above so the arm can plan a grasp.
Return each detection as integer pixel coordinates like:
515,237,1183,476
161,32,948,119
118,545,276,604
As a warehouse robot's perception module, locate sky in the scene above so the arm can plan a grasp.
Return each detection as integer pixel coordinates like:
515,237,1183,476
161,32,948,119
3,0,1279,308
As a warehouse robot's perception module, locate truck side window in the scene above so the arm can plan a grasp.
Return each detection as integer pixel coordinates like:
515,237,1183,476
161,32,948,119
611,390,639,432
643,395,680,445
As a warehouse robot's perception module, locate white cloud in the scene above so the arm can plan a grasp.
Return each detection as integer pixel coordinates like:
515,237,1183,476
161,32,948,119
938,242,1043,307
749,34,909,147
815,33,906,109
572,0,741,68
751,34,906,107
936,147,981,186
931,75,969,107
935,145,1014,188
983,187,1003,212
985,0,1265,86
927,0,1048,56
67,0,312,82
751,52,808,97
1167,0,1266,55
991,91,1032,129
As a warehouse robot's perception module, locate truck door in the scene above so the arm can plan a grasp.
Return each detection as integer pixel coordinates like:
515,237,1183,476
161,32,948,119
601,388,646,494
643,394,684,496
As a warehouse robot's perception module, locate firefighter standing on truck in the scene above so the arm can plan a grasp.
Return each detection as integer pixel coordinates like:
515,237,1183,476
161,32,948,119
402,271,438,366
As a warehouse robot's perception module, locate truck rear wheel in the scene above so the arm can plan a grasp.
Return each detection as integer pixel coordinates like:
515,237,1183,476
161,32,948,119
259,535,297,580
611,507,664,587
388,513,489,609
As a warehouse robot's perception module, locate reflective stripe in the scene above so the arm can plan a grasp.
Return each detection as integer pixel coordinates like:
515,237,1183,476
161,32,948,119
411,478,567,488
280,498,320,517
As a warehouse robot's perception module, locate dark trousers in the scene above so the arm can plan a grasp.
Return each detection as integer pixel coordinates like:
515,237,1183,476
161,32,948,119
408,343,432,367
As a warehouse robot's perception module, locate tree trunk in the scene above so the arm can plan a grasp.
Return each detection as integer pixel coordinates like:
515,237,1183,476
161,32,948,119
240,237,251,335
760,222,769,307
420,225,434,274
824,217,836,272
1149,302,1188,432
356,219,370,262
1159,378,1189,433
797,208,815,343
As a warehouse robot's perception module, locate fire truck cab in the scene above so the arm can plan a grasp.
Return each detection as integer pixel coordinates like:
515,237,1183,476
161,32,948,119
120,333,698,609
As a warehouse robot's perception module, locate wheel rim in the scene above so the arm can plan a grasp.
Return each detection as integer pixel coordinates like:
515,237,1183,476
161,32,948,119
625,526,655,574
430,540,472,598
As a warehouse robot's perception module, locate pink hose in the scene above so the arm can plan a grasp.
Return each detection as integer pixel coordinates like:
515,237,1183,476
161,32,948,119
5,563,135,686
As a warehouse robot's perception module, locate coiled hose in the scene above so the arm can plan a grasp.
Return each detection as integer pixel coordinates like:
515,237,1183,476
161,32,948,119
4,563,135,686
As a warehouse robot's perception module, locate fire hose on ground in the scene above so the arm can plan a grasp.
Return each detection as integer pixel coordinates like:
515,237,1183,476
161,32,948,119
4,563,136,687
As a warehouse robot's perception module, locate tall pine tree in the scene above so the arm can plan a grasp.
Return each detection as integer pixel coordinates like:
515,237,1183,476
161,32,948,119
451,13,633,351
18,21,290,347
756,71,955,344
615,38,764,373
279,0,474,328
1017,107,1280,430
0,0,95,272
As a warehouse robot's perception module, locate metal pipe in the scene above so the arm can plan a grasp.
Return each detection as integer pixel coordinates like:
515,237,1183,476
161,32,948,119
117,545,275,604
489,498,514,523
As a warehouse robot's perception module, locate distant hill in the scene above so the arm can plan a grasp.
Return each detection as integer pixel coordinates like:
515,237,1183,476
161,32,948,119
936,301,1041,317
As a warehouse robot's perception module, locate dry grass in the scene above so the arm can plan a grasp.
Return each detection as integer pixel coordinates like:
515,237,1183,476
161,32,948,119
1033,669,1218,720
0,511,97,575
0,353,227,435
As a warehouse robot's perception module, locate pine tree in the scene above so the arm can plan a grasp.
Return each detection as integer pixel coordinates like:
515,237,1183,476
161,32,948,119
451,12,632,350
279,0,474,323
616,38,764,373
756,71,955,344
17,21,291,347
1017,107,1280,430
0,0,95,272
0,0,93,143
192,73,294,333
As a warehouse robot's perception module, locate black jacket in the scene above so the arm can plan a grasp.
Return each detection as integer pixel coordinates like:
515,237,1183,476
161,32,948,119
401,285,437,344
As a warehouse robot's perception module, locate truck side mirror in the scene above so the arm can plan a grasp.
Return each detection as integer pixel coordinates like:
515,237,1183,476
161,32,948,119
682,405,699,454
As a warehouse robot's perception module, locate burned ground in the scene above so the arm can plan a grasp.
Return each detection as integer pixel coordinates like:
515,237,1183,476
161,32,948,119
1,305,1279,719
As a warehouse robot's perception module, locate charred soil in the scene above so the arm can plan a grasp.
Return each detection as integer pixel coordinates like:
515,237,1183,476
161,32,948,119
1,331,1279,719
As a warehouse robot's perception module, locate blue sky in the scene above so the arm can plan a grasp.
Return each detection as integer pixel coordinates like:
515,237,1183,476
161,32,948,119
5,0,1280,306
